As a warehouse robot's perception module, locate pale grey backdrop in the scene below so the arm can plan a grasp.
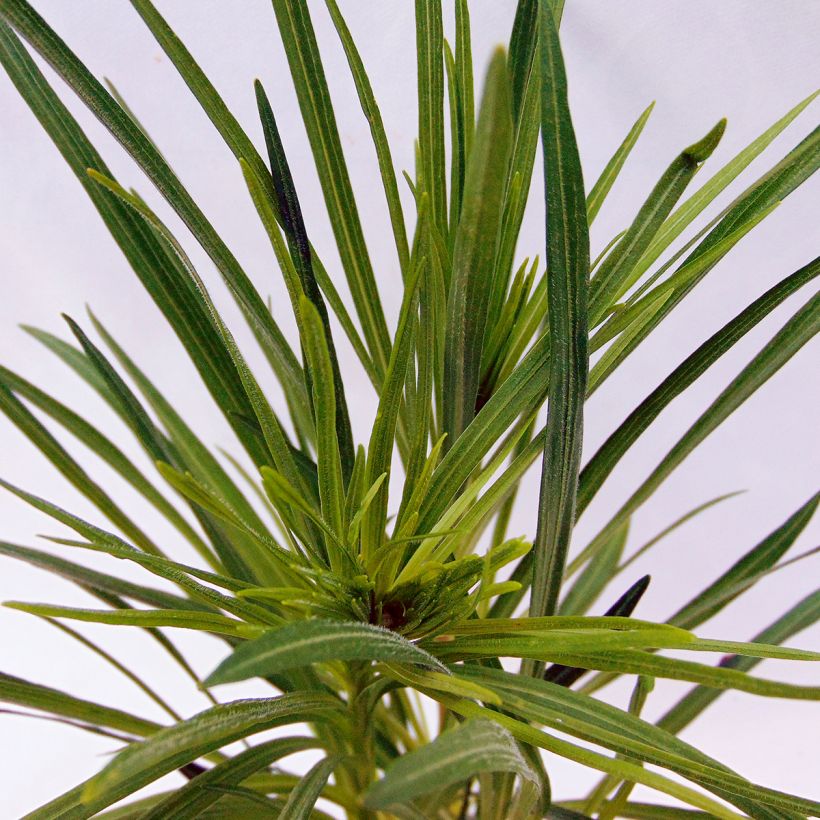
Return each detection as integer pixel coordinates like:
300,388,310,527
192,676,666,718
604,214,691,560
0,1,818,816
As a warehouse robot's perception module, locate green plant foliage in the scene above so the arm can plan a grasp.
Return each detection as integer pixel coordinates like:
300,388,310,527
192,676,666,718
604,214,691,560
0,0,817,817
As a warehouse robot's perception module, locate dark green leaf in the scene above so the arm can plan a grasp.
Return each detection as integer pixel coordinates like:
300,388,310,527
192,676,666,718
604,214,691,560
528,1,590,626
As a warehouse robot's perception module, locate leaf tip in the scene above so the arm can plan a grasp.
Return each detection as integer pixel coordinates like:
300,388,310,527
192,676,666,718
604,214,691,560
685,118,727,162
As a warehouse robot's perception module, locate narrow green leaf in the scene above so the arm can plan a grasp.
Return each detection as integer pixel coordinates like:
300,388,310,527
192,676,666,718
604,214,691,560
427,627,692,662
633,89,820,284
88,312,272,544
670,493,819,629
142,737,323,820
361,257,424,561
588,118,726,327
254,80,355,479
279,755,340,820
415,0,447,242
0,1,310,437
588,126,820,388
586,102,655,225
658,590,820,734
323,0,409,278
0,541,213,613
461,666,815,818
529,1,590,626
298,296,346,555
551,649,820,700
365,718,537,812
443,47,513,444
0,363,212,560
80,694,343,814
4,602,260,639
575,281,820,576
0,380,162,556
445,700,741,820
270,0,391,376
0,21,274,466
85,170,315,541
577,256,820,518
0,671,160,739
543,576,651,686
205,619,447,686
63,313,257,580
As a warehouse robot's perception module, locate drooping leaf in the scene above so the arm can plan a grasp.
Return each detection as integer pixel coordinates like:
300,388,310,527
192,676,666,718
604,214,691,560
0,671,160,739
78,694,343,815
141,736,323,819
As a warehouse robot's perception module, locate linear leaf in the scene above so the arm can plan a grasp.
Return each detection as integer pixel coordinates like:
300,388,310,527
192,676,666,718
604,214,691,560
205,619,447,685
4,602,260,639
575,280,820,575
298,296,346,554
586,102,655,225
364,718,537,812
460,666,816,817
84,170,315,543
549,649,820,700
0,1,310,435
670,493,819,629
0,541,213,613
279,754,340,820
270,0,391,376
588,118,725,327
415,0,447,243
0,21,274,466
254,80,355,478
0,671,160,739
87,313,270,543
658,589,820,734
0,380,162,556
445,700,740,819
632,88,820,283
361,258,424,560
323,0,409,278
529,1,590,626
142,737,322,820
0,364,211,559
78,694,342,815
443,47,513,444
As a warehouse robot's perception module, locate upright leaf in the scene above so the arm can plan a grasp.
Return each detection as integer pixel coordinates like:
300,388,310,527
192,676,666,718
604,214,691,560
254,80,355,479
443,48,513,444
529,2,590,628
416,0,448,242
269,0,391,376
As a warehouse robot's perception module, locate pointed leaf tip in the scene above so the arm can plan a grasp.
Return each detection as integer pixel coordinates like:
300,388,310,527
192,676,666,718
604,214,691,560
685,118,727,162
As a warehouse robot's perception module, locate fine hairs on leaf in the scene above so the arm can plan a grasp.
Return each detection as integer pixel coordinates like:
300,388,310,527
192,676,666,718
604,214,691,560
0,1,818,818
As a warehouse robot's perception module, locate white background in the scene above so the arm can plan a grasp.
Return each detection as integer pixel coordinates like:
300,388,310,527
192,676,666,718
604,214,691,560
0,1,818,816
